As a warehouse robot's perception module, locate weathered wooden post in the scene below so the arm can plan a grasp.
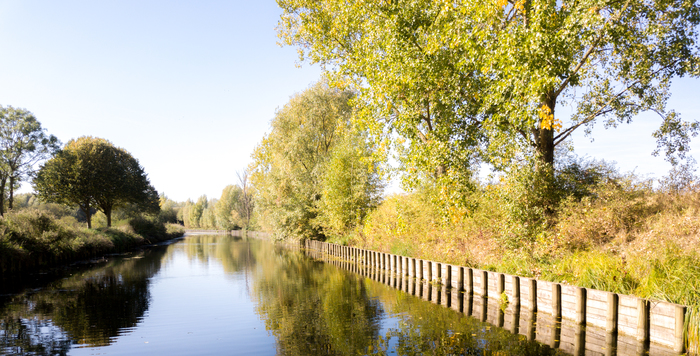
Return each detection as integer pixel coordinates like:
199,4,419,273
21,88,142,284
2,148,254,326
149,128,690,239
637,299,649,342
497,273,505,296
465,268,473,295
576,287,586,325
675,305,687,353
553,283,562,318
512,275,520,307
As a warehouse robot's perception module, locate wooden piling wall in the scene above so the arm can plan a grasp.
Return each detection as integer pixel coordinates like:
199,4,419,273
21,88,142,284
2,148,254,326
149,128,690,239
299,240,690,354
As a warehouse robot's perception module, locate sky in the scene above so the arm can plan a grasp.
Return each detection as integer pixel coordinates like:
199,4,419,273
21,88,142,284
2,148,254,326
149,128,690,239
0,1,698,202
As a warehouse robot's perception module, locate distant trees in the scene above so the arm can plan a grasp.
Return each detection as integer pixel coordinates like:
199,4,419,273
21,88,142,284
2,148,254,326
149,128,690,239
0,105,60,215
178,179,256,230
33,136,159,228
250,80,383,240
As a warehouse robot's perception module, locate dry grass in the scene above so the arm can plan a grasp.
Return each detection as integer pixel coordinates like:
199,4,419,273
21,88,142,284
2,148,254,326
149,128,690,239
339,183,700,353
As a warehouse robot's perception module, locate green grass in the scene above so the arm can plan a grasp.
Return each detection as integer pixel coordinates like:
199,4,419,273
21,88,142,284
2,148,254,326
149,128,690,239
0,209,184,275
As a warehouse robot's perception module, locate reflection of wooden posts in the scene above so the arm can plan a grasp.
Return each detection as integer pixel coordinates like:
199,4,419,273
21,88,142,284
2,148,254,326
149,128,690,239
464,292,473,316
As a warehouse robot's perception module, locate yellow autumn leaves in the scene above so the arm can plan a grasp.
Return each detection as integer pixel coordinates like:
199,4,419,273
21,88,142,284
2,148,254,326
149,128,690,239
539,104,562,131
496,0,526,13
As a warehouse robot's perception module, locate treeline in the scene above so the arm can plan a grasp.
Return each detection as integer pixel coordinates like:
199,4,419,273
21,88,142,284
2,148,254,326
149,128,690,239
0,105,184,274
252,0,700,345
176,177,254,230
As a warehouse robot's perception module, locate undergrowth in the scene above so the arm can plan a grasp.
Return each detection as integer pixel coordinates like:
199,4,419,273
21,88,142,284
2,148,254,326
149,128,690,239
335,163,700,353
0,209,184,275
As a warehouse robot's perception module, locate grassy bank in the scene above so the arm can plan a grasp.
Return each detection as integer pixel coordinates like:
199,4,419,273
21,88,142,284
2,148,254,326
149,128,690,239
333,177,700,354
0,209,185,275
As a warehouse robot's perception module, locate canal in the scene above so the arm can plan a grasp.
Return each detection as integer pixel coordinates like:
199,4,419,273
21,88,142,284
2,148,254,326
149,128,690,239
0,234,614,355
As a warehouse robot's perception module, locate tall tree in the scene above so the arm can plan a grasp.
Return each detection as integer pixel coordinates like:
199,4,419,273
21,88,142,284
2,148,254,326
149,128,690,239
0,105,60,215
33,137,159,228
236,170,254,229
215,185,243,230
277,0,700,180
250,80,383,240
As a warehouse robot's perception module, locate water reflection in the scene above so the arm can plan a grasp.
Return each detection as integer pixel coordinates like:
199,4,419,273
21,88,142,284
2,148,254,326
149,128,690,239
1,246,167,354
0,235,677,355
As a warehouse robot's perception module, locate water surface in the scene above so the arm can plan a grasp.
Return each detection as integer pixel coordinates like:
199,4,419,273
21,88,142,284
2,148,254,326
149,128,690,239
1,234,590,355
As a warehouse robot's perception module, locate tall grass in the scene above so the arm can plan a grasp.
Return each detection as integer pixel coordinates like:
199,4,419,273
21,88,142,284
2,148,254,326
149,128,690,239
347,175,700,353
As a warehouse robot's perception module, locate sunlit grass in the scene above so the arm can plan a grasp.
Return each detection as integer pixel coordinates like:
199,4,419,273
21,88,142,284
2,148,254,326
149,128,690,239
0,209,184,274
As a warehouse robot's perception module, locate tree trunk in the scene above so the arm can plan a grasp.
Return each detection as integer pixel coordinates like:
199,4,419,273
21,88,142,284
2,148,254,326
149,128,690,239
104,205,112,227
0,176,6,217
8,174,15,211
535,95,557,171
537,127,555,169
82,202,92,229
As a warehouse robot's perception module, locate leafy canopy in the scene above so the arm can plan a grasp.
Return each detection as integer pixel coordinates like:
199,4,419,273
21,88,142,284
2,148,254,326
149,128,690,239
33,136,159,228
277,0,700,176
250,80,382,240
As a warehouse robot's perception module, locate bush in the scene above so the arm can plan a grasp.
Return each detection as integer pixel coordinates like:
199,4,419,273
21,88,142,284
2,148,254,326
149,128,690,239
128,216,167,240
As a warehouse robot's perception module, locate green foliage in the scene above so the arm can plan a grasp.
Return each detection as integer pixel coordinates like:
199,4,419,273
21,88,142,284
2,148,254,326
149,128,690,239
33,136,160,228
251,80,382,241
157,194,179,224
0,209,183,274
277,0,700,203
313,131,383,239
215,185,243,230
0,105,60,214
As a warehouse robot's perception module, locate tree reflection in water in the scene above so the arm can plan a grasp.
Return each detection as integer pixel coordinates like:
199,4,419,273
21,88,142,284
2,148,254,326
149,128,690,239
1,235,579,356
0,246,167,355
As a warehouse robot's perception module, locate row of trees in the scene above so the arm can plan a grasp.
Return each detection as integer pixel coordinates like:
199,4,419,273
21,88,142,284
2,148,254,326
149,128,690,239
274,0,700,230
0,105,162,229
177,172,255,230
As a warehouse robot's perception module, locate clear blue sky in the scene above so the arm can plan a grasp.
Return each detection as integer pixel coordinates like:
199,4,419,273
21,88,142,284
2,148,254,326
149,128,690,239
1,1,698,201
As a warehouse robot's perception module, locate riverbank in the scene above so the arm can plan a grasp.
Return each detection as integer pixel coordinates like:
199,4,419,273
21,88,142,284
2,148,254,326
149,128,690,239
328,187,700,354
0,209,185,275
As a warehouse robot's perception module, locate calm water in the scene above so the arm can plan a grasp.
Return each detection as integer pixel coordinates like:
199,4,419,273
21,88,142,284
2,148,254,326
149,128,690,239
1,234,590,355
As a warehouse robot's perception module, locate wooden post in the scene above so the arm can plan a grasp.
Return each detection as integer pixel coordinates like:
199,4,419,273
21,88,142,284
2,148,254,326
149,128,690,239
417,260,423,280
553,283,562,318
480,270,488,297
675,305,687,353
433,262,441,284
465,268,473,294
497,273,505,296
512,276,520,306
443,264,452,288
637,298,649,342
576,287,586,325
456,266,464,291
426,261,432,282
